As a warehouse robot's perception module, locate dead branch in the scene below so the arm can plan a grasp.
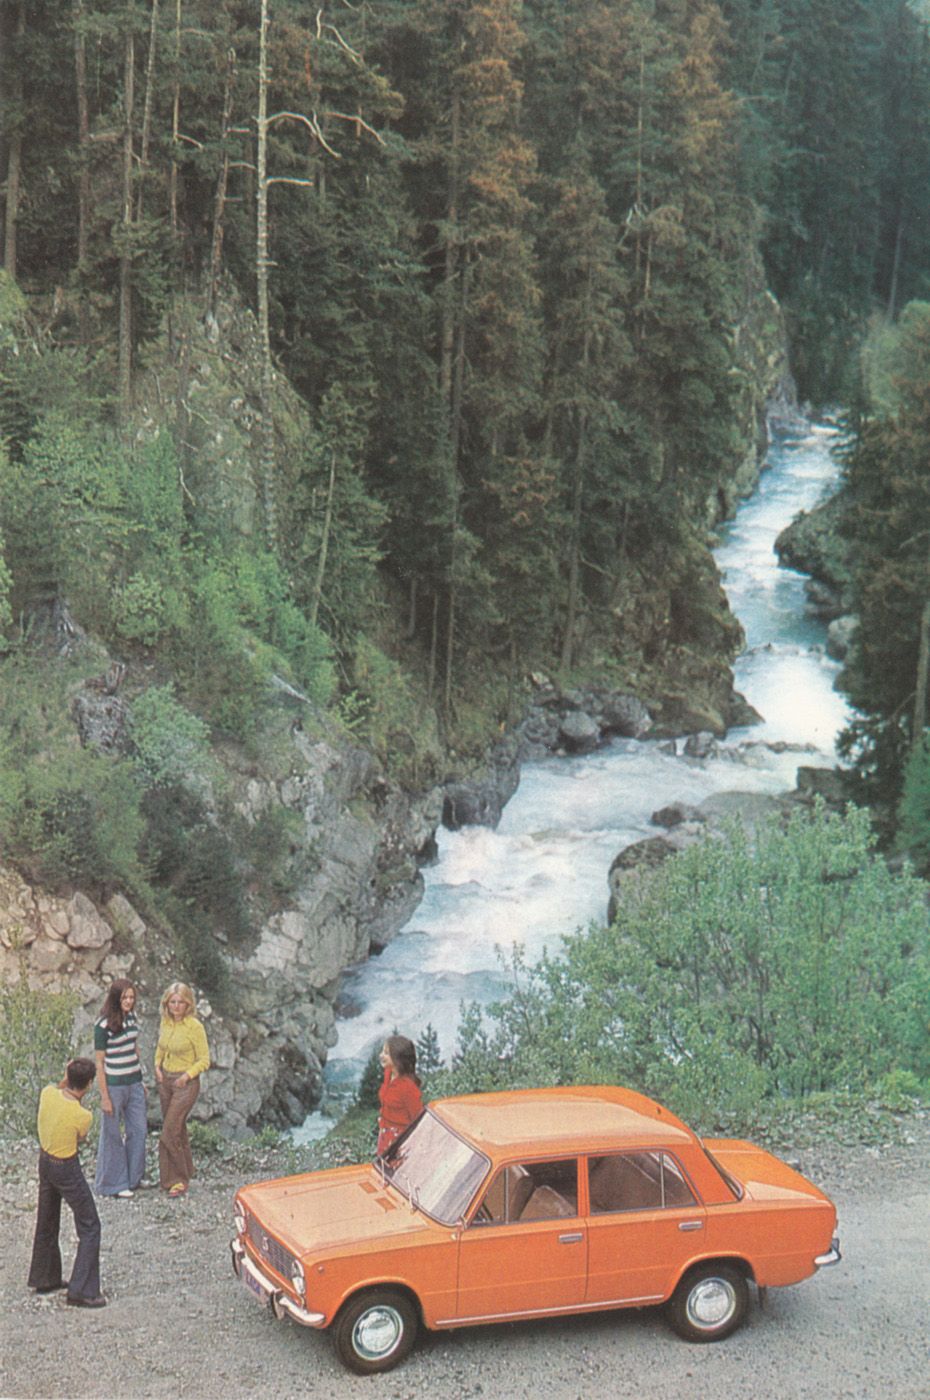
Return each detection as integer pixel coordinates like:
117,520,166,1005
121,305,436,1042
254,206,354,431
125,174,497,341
325,110,386,145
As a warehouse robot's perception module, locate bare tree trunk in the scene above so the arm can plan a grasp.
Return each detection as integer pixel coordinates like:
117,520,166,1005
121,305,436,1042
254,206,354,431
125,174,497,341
73,0,91,344
118,29,135,426
439,89,460,403
561,316,592,672
169,0,181,233
256,0,277,546
135,0,160,219
208,46,237,311
309,450,336,628
3,1,25,278
443,254,470,719
914,596,930,747
886,209,904,321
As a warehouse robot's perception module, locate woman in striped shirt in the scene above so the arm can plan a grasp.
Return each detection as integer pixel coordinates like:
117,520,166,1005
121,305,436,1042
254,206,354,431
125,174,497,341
94,979,148,1198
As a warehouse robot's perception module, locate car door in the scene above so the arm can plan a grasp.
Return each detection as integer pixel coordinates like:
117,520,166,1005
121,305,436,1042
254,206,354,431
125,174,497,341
455,1158,587,1321
584,1150,706,1304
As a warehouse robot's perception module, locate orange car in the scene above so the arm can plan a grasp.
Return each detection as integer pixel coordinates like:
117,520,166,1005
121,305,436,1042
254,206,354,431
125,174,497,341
230,1085,840,1374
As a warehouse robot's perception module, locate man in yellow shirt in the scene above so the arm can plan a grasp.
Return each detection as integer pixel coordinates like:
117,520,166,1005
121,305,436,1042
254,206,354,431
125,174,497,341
28,1057,106,1308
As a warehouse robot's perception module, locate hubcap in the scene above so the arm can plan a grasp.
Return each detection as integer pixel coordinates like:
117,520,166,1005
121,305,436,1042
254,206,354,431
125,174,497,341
352,1305,404,1360
686,1277,736,1330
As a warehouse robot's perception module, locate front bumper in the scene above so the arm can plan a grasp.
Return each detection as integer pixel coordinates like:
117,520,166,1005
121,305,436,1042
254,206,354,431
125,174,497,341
814,1236,842,1268
230,1237,326,1327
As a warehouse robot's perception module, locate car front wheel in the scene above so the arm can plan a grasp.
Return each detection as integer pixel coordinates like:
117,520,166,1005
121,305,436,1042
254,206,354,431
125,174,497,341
668,1263,749,1343
332,1289,419,1374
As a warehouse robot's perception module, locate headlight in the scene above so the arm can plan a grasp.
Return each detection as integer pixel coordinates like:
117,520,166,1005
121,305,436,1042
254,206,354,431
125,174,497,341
291,1258,305,1295
234,1205,247,1237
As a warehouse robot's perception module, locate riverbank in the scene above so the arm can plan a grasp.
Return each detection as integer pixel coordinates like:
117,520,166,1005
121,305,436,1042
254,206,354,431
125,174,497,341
2,1097,927,1399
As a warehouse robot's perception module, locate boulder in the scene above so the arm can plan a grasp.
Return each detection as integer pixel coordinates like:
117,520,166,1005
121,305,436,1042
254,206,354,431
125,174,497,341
443,781,505,830
558,711,601,754
652,802,707,829
796,766,849,806
598,692,652,738
684,731,719,760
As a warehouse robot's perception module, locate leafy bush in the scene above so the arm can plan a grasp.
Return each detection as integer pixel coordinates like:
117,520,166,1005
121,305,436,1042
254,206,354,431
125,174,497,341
0,966,77,1136
347,636,441,784
896,738,930,874
130,684,213,791
430,805,930,1130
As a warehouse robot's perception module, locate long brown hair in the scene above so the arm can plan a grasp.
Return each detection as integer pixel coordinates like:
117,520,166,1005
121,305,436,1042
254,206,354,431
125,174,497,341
100,979,135,1035
385,1035,421,1086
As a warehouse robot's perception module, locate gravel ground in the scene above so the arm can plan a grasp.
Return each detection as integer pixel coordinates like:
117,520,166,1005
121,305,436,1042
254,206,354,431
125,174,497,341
2,1115,928,1400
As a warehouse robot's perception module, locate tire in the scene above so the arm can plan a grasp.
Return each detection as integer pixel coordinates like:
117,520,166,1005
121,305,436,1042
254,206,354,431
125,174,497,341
668,1263,749,1343
331,1289,419,1375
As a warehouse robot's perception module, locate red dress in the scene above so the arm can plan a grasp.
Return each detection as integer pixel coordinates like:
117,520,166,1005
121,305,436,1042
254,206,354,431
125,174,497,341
377,1068,424,1154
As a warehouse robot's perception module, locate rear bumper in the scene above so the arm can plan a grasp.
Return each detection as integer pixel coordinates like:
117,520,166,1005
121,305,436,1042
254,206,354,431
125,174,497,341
230,1237,326,1327
814,1236,842,1268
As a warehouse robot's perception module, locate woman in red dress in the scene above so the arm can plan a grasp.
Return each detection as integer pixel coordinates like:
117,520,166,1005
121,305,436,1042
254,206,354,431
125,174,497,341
377,1035,424,1155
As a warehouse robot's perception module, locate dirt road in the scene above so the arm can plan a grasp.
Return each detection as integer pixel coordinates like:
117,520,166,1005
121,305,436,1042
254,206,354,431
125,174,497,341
2,1118,928,1400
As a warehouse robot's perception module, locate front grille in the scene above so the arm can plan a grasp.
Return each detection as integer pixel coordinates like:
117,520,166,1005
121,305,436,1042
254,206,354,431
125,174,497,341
246,1214,296,1283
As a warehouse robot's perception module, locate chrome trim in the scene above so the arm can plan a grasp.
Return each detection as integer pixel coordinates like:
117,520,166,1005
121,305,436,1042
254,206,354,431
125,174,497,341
434,1292,664,1327
678,1220,704,1231
814,1237,841,1268
230,1238,326,1328
559,1232,583,1243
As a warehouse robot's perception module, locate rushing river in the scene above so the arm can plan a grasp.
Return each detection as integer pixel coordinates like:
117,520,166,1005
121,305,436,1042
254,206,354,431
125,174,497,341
293,418,852,1141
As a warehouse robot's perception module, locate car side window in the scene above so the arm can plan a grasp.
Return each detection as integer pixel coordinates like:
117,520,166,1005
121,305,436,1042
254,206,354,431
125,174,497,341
472,1159,579,1224
588,1151,696,1213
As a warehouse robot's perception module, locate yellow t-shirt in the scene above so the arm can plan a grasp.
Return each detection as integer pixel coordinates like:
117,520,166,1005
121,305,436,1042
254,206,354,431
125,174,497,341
155,1016,210,1078
37,1085,92,1158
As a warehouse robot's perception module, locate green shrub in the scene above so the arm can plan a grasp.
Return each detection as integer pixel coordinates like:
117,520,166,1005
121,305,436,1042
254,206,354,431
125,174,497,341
188,1118,226,1156
0,966,77,1136
432,804,930,1131
347,636,441,784
131,684,213,791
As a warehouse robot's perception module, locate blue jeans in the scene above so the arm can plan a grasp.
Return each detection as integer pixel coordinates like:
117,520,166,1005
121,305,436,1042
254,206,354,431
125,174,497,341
95,1081,147,1195
28,1150,101,1300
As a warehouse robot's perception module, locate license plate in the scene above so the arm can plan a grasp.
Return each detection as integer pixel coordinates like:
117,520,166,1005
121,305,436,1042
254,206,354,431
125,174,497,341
242,1263,270,1307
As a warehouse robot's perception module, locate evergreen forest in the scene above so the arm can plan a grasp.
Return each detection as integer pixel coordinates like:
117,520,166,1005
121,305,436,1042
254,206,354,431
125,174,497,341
1,1,930,1079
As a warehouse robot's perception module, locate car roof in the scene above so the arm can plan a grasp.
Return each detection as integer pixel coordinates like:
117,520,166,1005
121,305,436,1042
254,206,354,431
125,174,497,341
431,1085,696,1157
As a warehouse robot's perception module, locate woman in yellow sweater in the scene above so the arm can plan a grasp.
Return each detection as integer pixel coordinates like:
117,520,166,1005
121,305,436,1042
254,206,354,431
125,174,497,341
154,982,210,1197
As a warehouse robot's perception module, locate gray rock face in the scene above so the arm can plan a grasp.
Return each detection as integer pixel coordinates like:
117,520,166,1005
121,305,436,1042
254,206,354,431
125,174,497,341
826,615,857,660
443,782,506,830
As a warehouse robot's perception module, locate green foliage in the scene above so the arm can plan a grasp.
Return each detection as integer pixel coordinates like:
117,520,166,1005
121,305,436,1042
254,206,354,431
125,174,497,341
130,685,213,791
431,805,930,1130
187,1118,226,1156
0,526,12,636
896,739,930,871
0,966,77,1137
0,655,146,890
356,1043,386,1111
416,1022,444,1081
347,636,441,784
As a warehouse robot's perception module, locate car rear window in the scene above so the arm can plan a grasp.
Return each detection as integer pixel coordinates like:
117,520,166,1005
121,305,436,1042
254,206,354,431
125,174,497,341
701,1145,743,1200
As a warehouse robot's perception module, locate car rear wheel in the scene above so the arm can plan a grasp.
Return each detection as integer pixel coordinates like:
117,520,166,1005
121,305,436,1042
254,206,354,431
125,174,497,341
332,1289,418,1375
668,1263,749,1343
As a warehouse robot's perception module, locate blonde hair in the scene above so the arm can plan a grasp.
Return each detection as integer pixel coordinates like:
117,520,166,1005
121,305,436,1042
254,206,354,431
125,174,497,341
160,981,195,1020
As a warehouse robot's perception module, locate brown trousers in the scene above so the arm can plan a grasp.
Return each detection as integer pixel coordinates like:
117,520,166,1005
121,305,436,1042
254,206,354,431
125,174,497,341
157,1071,199,1189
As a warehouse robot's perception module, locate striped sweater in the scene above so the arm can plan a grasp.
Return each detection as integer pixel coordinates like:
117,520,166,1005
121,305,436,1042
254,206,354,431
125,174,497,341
94,1010,142,1086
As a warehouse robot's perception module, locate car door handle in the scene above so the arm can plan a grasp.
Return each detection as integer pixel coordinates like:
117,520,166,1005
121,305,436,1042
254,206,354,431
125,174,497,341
559,1232,583,1244
678,1220,704,1231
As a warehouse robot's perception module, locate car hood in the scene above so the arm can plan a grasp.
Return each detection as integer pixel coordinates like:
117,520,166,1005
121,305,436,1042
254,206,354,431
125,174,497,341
704,1138,835,1207
238,1164,436,1257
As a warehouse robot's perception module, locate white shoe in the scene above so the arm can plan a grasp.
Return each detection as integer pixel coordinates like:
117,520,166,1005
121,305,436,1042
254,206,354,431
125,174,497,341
115,1189,134,1199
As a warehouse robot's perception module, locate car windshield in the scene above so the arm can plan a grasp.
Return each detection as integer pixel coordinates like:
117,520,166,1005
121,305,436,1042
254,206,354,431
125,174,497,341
378,1110,489,1225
